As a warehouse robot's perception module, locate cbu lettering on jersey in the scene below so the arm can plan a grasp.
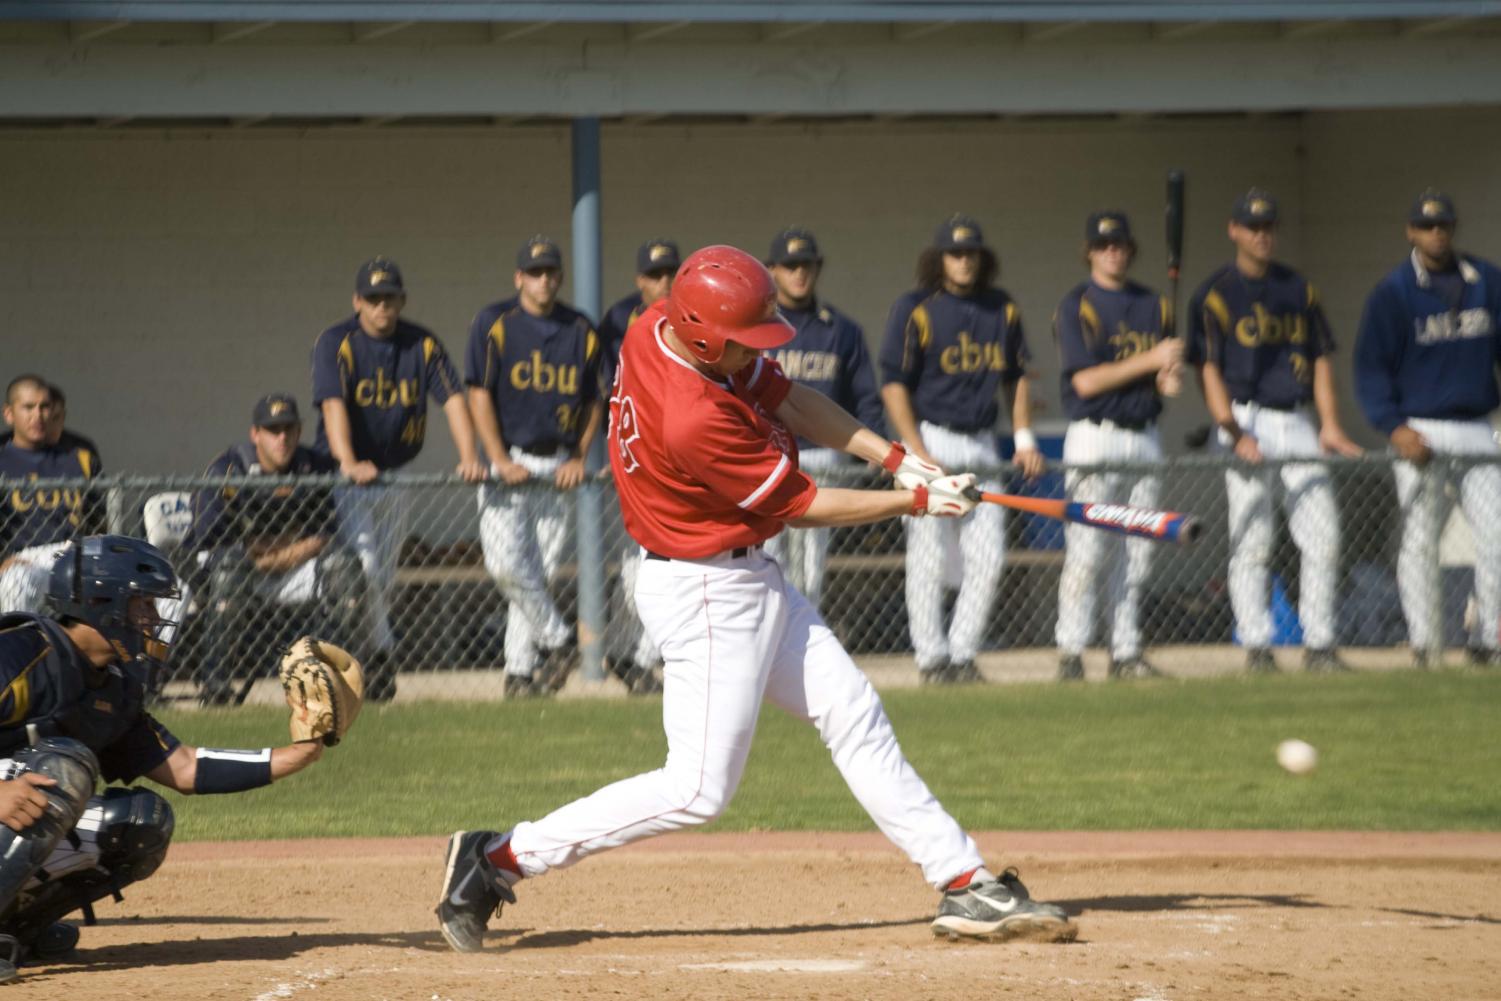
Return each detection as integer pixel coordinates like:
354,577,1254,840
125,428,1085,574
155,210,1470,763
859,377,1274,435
310,315,462,470
1354,250,1501,434
879,288,1030,432
1187,261,1334,410
1055,279,1173,425
769,300,885,448
465,298,603,453
0,442,100,556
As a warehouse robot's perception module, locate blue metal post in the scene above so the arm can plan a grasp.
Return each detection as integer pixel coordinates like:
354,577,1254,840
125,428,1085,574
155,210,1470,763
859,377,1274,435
571,117,607,683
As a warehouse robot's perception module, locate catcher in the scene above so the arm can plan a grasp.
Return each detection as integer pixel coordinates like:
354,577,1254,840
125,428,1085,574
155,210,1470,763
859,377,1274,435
0,535,361,984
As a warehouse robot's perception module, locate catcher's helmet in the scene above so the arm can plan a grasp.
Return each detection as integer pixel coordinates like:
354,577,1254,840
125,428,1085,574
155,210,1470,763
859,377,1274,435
666,245,795,365
47,535,181,671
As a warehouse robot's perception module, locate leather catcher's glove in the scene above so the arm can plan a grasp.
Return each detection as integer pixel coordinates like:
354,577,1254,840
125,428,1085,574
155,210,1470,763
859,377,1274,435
279,637,364,746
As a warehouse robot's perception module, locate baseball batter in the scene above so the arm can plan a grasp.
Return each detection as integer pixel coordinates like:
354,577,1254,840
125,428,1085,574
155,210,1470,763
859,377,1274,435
0,376,103,614
879,215,1044,684
312,257,486,700
1188,190,1362,674
1054,212,1181,682
761,227,885,607
438,245,1074,951
1354,189,1501,667
467,237,604,697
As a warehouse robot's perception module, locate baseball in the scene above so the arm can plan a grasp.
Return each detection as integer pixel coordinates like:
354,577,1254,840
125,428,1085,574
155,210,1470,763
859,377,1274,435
1276,739,1319,775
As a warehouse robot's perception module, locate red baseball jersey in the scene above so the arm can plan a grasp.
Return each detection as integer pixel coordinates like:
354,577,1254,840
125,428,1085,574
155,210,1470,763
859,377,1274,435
608,303,818,558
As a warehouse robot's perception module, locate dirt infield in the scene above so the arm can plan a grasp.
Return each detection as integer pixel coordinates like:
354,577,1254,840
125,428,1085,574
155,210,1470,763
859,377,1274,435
19,831,1501,1000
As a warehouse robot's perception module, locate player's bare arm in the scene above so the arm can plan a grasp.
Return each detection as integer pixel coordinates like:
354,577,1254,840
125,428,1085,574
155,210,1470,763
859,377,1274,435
1072,338,1183,399
1197,361,1262,463
249,534,328,574
1006,377,1045,479
776,381,892,464
467,387,529,485
556,399,603,491
319,398,379,484
1312,357,1362,458
144,740,325,796
441,393,488,483
879,382,941,467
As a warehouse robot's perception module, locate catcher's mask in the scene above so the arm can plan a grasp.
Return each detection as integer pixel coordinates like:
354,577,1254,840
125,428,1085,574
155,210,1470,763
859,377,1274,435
47,535,181,685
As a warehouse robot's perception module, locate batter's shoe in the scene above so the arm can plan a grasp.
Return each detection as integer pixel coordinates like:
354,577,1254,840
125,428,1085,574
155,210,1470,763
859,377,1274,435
932,868,1076,943
1304,648,1352,673
436,830,517,953
1246,648,1278,674
1057,654,1085,682
1108,656,1166,680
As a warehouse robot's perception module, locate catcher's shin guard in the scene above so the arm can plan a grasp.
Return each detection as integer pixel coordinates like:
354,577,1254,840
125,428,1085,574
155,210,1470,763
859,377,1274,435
0,739,99,918
5,788,174,949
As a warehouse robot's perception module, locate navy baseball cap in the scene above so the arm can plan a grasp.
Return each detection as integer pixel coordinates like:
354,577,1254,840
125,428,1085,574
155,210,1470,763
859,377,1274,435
356,257,405,296
1410,188,1457,225
636,239,682,275
1231,189,1279,226
933,214,986,252
1086,211,1134,245
517,236,563,270
767,228,822,266
252,393,301,428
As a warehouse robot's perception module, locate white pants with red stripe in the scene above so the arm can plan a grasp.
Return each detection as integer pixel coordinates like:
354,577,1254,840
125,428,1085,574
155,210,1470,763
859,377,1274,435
1218,402,1341,651
903,422,1005,671
1054,419,1162,659
1393,417,1501,651
506,549,985,890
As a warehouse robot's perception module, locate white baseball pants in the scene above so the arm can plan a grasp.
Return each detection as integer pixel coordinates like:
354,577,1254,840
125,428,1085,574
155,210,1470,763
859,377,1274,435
1055,420,1162,660
478,447,573,678
903,422,1005,671
1393,417,1501,652
333,484,408,653
763,447,842,608
0,543,64,613
507,549,985,890
1217,403,1340,651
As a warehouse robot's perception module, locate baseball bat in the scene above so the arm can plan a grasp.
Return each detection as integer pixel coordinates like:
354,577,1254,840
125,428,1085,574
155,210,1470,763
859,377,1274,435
1165,168,1185,300
961,486,1203,545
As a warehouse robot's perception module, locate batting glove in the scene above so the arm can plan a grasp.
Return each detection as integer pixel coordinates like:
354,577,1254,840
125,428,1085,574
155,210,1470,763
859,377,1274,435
911,473,978,517
882,441,945,490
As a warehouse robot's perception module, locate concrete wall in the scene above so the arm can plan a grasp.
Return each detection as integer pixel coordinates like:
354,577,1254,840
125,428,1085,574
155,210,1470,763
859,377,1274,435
3,108,1498,473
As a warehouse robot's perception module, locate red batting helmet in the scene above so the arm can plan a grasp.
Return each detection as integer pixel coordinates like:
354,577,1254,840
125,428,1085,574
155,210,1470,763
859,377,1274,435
666,245,795,364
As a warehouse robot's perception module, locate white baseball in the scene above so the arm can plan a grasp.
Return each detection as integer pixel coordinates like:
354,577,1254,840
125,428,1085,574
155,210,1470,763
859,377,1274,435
1276,739,1318,775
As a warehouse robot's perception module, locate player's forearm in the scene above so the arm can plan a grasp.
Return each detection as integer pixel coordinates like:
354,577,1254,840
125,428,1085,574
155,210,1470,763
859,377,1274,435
776,383,887,464
442,394,481,465
466,388,510,466
879,383,924,449
250,535,327,573
271,741,324,780
575,400,605,458
318,400,360,468
1007,377,1034,431
789,486,916,528
1071,353,1161,399
1197,363,1239,434
1312,357,1341,429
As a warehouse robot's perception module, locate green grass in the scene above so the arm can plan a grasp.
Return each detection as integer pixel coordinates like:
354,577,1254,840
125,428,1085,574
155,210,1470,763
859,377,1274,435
154,669,1501,841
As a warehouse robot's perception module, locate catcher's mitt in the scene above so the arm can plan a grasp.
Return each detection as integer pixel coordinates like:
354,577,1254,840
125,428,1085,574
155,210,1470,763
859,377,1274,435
279,637,365,746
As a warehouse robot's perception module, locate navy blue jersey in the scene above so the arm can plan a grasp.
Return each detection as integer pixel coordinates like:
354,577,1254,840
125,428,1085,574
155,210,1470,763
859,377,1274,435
879,287,1029,432
1186,262,1334,409
1055,280,1173,425
310,317,462,470
1354,252,1501,434
0,613,180,782
769,300,885,448
0,428,100,457
466,299,603,453
600,291,650,396
0,441,102,557
186,443,338,554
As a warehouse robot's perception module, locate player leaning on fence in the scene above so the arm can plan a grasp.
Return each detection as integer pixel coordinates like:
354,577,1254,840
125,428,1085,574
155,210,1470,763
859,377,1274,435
1354,189,1501,668
1053,211,1181,683
311,257,486,702
466,237,605,698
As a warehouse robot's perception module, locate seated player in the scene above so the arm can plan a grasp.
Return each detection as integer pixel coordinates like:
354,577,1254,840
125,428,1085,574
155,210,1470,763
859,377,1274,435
0,536,328,983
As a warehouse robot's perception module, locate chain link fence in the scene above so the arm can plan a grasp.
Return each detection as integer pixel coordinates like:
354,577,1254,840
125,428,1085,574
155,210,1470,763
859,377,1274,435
2,452,1495,703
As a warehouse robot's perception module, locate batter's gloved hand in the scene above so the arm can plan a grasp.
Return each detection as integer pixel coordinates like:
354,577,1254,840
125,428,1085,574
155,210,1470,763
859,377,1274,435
882,441,945,490
279,637,365,746
910,473,978,517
